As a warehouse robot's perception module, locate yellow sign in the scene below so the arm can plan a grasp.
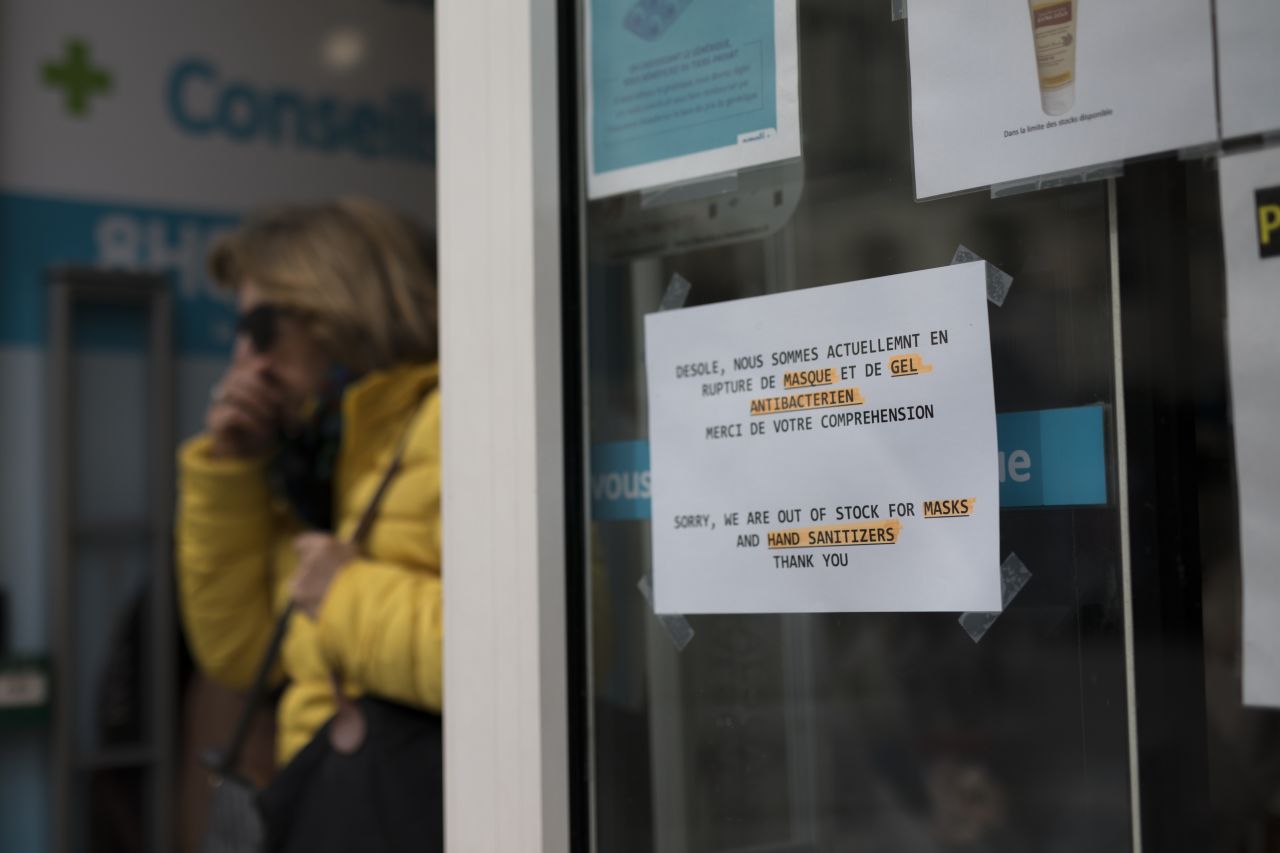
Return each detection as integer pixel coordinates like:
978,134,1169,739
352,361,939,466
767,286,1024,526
1257,187,1280,258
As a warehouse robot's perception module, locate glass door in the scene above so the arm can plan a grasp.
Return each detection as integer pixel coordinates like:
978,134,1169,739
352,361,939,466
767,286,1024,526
575,2,1132,850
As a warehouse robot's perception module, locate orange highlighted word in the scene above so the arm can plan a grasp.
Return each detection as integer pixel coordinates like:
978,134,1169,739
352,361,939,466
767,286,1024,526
783,367,836,390
750,387,863,416
922,498,977,518
888,353,934,378
767,520,902,549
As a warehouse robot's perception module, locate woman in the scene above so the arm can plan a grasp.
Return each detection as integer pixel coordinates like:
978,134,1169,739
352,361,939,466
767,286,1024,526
176,198,442,846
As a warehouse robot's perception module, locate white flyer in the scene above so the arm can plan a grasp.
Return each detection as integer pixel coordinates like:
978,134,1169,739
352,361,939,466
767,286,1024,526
584,0,801,199
644,262,1001,614
1221,147,1280,708
1217,0,1280,140
906,0,1218,199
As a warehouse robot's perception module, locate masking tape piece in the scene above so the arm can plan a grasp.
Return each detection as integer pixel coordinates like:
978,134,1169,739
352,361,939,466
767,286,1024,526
638,574,695,652
951,245,1014,307
891,0,908,20
659,272,693,312
959,552,1032,643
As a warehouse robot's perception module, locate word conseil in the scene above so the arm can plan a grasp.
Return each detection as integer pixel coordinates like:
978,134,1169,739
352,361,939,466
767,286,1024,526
167,58,434,163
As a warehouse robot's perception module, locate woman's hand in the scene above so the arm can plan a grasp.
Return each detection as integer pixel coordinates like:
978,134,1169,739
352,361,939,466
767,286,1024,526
206,339,285,459
291,533,358,619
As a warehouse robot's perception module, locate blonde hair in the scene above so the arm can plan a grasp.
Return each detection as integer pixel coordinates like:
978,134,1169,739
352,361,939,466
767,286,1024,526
209,198,438,372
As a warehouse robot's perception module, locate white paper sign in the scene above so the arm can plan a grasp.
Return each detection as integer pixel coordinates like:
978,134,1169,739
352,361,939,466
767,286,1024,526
644,263,1001,614
906,0,1218,199
1221,147,1280,708
584,0,801,199
1218,0,1280,139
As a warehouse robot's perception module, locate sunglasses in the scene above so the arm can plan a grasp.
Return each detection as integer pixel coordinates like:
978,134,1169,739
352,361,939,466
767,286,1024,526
235,304,288,354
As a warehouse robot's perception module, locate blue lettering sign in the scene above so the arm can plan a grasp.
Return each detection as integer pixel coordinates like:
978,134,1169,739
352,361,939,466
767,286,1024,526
0,191,238,355
168,59,217,133
166,58,436,164
996,405,1109,507
591,441,652,521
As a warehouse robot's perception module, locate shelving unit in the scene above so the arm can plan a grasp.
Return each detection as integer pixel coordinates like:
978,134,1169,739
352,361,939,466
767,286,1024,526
47,269,175,853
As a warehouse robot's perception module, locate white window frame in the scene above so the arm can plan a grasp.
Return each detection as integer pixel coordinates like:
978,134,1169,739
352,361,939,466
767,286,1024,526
437,0,571,850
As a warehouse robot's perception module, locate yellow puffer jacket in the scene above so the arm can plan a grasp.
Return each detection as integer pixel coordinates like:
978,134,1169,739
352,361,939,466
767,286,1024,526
176,363,442,764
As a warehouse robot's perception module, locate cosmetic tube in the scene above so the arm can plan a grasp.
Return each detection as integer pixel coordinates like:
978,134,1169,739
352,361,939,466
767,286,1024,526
1027,0,1077,116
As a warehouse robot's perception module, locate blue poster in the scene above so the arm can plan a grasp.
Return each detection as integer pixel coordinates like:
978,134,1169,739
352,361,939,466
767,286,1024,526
995,405,1109,508
591,440,652,521
587,0,801,198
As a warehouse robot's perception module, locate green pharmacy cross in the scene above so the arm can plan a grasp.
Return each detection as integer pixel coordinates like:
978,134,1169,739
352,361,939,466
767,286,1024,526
42,38,112,117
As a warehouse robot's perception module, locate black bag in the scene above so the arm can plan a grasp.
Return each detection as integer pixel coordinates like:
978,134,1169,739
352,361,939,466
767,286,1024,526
258,697,442,852
204,648,445,853
201,396,439,853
